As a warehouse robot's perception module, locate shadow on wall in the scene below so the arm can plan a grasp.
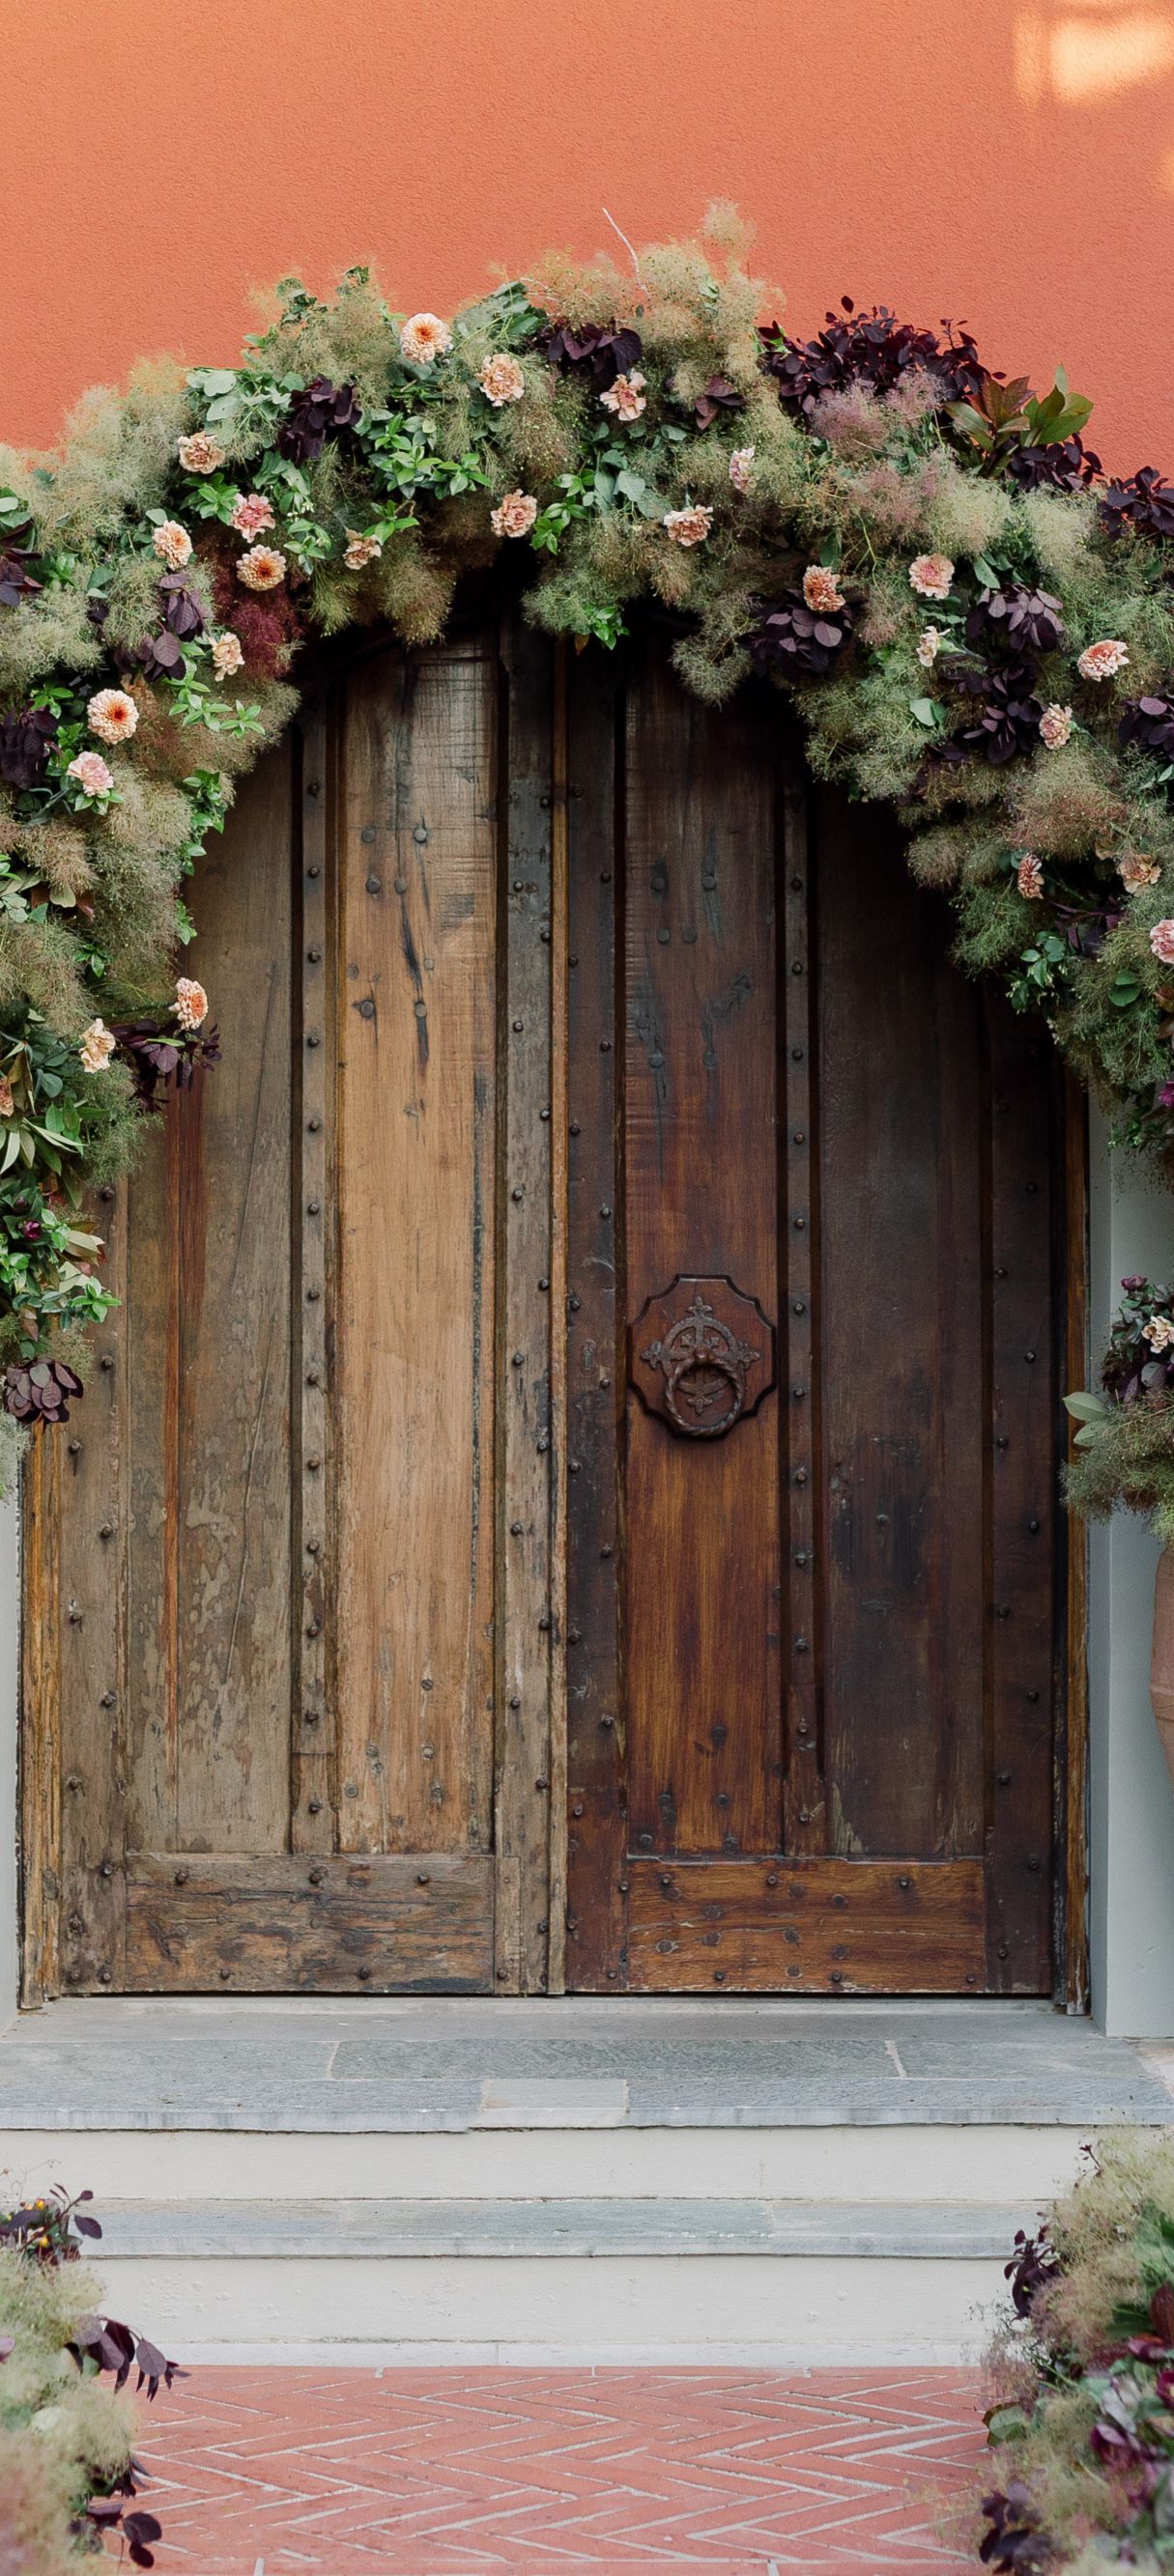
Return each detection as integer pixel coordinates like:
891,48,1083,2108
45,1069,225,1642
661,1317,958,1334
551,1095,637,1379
3,0,1174,467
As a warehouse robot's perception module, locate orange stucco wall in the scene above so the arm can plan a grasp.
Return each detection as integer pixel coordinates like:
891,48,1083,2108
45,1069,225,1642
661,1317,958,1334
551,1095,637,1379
3,0,1172,469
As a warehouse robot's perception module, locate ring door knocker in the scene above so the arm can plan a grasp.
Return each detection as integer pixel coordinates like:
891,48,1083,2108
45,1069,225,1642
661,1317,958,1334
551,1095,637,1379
629,1277,777,1439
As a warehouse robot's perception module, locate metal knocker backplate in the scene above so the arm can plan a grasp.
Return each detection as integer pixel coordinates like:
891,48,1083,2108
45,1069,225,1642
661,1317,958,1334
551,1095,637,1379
628,1276,777,1439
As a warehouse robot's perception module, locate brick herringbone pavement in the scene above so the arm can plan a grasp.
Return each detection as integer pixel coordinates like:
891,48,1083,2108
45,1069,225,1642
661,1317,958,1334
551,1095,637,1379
129,2365,985,2573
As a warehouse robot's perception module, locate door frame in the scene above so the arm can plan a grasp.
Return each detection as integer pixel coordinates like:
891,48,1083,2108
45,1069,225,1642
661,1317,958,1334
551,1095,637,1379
16,621,1091,2006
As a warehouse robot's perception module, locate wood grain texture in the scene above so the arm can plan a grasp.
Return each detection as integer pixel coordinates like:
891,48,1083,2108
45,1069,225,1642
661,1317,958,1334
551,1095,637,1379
496,618,554,1991
623,648,782,1863
780,767,824,1856
20,1430,61,2004
293,706,334,1855
335,639,498,1863
626,1854,984,1992
546,639,570,1993
1063,1073,1090,2010
126,1852,493,1992
57,1176,128,1992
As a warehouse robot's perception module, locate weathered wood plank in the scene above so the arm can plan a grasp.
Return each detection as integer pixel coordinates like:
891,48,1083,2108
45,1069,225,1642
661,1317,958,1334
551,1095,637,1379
564,650,625,1990
20,1430,62,2004
781,764,824,1856
293,707,334,1855
623,649,782,1862
124,1105,180,1854
547,638,570,1993
126,1852,494,1992
627,1854,985,1992
57,1175,129,1991
496,618,554,1992
1063,1072,1089,2009
336,639,498,1864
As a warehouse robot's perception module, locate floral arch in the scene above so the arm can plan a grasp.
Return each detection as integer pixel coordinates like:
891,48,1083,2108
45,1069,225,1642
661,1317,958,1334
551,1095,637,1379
1,208,1172,1509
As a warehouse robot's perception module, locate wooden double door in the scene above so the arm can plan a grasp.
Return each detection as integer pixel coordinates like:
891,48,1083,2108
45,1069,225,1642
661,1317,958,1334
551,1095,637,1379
22,615,1079,2002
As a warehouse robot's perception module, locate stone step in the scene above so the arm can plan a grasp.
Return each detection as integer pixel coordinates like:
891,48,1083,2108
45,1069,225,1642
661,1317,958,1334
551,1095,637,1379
96,2194,1020,2259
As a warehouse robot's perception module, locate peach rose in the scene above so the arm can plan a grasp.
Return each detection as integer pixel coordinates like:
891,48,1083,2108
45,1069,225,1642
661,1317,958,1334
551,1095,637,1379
67,751,114,799
1017,854,1045,900
1147,1315,1174,1350
1119,853,1161,892
174,977,209,1031
212,632,244,680
916,626,942,668
343,530,383,571
729,447,755,494
664,505,713,548
79,1020,115,1074
87,689,138,746
909,553,954,601
1076,637,1130,682
1151,920,1174,966
177,431,225,473
600,370,646,422
400,312,452,365
478,354,526,407
491,491,538,539
802,565,845,614
1039,703,1074,750
237,546,286,592
231,493,275,541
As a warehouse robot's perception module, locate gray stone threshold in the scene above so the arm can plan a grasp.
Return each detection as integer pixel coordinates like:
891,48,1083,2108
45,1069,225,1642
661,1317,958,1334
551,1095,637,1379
0,1996,1170,2131
98,2194,1019,2259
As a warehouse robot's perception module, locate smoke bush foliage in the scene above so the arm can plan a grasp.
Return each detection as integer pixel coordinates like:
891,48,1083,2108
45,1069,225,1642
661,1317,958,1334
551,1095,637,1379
4,207,1174,1486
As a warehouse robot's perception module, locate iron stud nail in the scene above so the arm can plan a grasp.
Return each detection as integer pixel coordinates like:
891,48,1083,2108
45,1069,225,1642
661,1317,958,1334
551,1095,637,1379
1023,1349,1037,1364
366,875,382,894
600,1712,615,1729
534,1776,549,1792
306,1032,321,1048
600,1543,613,1559
512,1017,524,1033
307,1199,321,1215
512,1350,525,1367
510,1519,524,1536
68,1440,81,1457
309,1867,325,1885
100,1692,116,1710
396,879,408,895
569,1121,581,1136
1028,1515,1041,1534
416,1871,431,1885
538,1276,549,1290
306,1453,322,1471
511,1186,524,1203
360,825,376,843
1025,1686,1040,1703
572,1801,585,1819
307,945,322,963
306,863,320,879
99,1967,113,1985
307,1798,323,1815
509,1694,521,1710
307,1116,322,1132
98,1861,113,1880
358,1966,373,1981
100,1352,114,1371
358,999,375,1020
100,1185,115,1203
175,1868,188,1885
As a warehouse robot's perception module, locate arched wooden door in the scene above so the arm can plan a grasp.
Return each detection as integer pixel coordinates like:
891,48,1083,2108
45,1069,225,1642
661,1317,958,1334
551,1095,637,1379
21,616,1082,2002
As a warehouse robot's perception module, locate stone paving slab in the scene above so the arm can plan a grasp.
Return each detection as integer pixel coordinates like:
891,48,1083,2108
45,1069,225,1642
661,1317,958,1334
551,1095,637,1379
0,1996,1168,2130
132,2363,984,2570
98,2194,1021,2259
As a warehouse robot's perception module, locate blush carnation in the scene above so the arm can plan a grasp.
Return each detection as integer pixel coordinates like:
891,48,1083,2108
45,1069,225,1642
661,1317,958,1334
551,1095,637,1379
1077,637,1130,682
153,520,193,570
729,447,755,493
237,545,286,593
600,370,646,422
67,750,114,799
212,631,244,679
79,1020,115,1074
491,491,538,539
174,977,209,1031
343,530,383,570
177,431,225,473
87,688,138,746
802,565,846,613
1151,919,1174,966
1017,853,1045,900
231,493,275,542
400,312,452,365
1119,852,1161,892
478,354,526,407
0,1078,14,1118
1039,703,1074,749
916,625,942,667
664,504,713,548
1148,1315,1174,1350
909,552,954,601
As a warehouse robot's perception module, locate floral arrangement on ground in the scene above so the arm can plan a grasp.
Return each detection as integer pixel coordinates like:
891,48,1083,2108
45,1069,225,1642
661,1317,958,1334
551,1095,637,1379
973,2132,1174,2571
4,204,1174,1486
0,2183,179,2569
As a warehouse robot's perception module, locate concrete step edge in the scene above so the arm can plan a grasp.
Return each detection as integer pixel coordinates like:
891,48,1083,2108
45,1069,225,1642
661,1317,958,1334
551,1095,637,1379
97,2194,1024,2260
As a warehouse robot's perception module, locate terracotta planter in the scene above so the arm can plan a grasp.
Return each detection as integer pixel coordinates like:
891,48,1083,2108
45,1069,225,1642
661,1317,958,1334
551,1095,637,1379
1151,1548,1174,1795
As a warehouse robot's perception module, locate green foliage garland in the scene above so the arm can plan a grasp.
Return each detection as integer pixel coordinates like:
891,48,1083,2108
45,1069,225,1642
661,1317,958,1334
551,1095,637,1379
4,205,1174,1490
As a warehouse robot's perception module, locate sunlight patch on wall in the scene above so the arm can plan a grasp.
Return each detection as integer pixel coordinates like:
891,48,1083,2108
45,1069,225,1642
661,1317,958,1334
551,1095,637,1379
1016,6,1174,101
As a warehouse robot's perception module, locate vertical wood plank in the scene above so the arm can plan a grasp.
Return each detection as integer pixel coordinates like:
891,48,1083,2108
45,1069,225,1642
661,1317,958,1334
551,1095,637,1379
1063,1072,1090,2009
546,639,570,1994
125,1110,180,1856
20,1431,61,2003
565,650,625,1990
987,995,1058,1992
780,767,824,1856
496,618,554,1992
293,707,334,1855
336,638,498,1867
57,1178,128,1989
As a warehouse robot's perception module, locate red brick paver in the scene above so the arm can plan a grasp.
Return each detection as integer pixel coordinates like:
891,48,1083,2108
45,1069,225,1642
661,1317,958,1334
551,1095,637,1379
129,2366,986,2574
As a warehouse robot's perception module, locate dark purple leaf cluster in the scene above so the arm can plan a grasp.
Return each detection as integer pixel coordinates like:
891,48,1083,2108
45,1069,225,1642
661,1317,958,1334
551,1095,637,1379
83,2491,163,2571
746,587,852,677
535,318,643,392
1100,465,1174,543
134,628,187,683
69,2310,181,2400
693,375,745,429
4,1356,83,1425
1120,694,1174,759
1101,1276,1174,1406
979,2483,1055,2571
965,585,1065,658
277,374,361,464
999,436,1100,494
759,297,987,423
0,531,42,609
939,659,1043,767
0,2182,100,2260
157,571,208,640
1004,2225,1062,2319
111,1017,222,1104
0,705,55,792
